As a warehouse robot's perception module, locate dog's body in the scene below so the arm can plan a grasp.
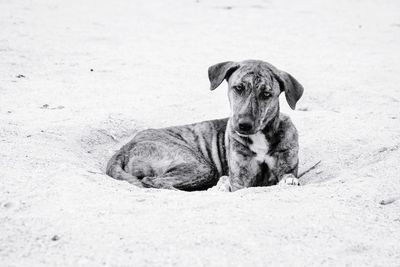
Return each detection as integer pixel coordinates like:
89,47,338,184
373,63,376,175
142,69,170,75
106,60,304,192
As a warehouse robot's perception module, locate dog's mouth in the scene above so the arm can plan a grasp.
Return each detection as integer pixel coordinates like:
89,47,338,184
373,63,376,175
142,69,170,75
235,131,251,137
232,120,259,137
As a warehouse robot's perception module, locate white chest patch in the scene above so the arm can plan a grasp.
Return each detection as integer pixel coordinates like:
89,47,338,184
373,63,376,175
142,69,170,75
249,132,276,168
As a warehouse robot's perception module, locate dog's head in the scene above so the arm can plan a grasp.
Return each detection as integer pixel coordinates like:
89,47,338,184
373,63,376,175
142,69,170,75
208,60,304,135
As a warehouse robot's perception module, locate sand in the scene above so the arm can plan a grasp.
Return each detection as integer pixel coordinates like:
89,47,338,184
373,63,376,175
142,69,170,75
1,0,399,266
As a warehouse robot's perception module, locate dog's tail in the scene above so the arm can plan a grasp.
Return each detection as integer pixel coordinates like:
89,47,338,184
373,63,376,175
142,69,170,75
106,151,144,188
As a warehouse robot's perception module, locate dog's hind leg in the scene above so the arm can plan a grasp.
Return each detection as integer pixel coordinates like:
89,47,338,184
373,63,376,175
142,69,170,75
106,151,144,188
141,162,219,191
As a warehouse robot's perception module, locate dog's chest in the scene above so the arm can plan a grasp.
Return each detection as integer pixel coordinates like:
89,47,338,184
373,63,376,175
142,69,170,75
249,133,275,167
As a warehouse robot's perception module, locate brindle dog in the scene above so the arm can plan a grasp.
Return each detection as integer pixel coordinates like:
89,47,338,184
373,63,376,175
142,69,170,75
106,60,304,192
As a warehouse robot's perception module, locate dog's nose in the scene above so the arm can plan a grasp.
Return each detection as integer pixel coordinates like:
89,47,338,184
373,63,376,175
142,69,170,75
238,121,253,133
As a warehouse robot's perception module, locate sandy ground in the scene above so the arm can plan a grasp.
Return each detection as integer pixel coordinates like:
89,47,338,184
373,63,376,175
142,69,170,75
1,0,400,266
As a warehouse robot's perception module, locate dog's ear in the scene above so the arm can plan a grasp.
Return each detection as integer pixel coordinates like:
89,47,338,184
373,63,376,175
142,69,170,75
208,61,240,90
273,70,304,110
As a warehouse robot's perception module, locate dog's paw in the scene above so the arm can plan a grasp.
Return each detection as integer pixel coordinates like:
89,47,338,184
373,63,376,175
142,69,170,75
208,176,231,192
278,174,300,186
141,177,178,190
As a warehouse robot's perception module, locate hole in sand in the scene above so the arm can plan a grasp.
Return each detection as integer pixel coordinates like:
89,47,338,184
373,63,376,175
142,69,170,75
81,115,325,190
79,115,144,175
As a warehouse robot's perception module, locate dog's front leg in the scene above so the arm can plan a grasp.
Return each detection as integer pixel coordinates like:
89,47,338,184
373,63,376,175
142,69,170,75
228,149,259,192
273,145,300,186
220,133,262,192
268,118,301,186
210,138,258,192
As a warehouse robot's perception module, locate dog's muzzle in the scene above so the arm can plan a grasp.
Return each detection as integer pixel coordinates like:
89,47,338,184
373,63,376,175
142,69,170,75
235,117,255,135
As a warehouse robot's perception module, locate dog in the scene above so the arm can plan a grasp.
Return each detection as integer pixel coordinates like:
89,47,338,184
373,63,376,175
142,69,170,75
106,60,304,192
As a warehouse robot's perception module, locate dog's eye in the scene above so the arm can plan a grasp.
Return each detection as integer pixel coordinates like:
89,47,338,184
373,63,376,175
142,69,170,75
260,92,272,100
233,85,244,94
